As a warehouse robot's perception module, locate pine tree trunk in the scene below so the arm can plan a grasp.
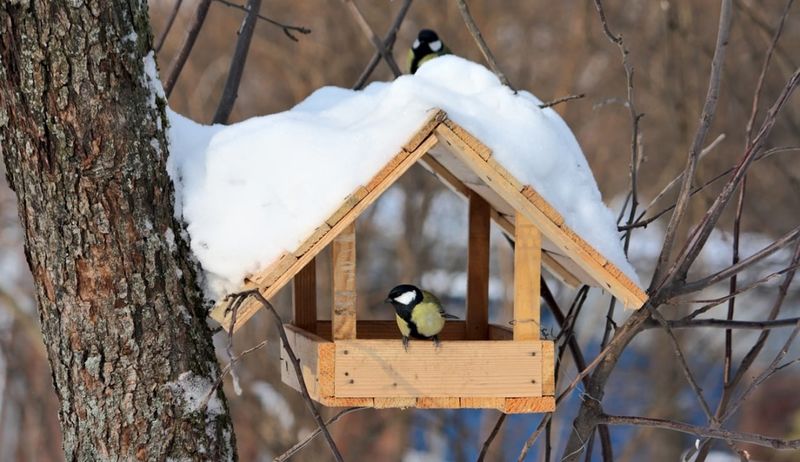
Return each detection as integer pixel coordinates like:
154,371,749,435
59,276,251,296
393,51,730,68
0,2,237,460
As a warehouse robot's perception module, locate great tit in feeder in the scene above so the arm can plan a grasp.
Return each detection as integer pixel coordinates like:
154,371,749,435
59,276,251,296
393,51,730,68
407,29,450,74
385,284,458,351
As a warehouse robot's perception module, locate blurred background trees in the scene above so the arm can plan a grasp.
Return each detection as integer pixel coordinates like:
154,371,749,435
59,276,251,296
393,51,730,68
0,0,797,460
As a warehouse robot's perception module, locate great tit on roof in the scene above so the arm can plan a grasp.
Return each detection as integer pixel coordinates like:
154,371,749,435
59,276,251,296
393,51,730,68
385,284,458,350
407,29,451,74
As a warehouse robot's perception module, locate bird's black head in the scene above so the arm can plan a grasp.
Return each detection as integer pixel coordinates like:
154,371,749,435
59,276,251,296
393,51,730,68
412,29,443,56
385,284,423,309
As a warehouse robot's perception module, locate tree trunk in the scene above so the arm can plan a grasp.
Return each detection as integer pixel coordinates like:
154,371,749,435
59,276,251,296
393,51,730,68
0,2,236,460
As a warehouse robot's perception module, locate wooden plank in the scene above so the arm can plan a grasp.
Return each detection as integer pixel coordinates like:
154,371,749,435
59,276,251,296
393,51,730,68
296,223,331,257
292,258,317,332
489,323,513,340
542,251,582,288
443,118,492,160
319,396,374,407
541,340,555,396
209,133,439,331
416,397,460,408
503,396,556,413
332,223,357,340
521,186,565,227
334,340,543,397
460,397,506,409
245,252,298,288
467,192,490,340
315,320,466,341
280,325,334,400
403,109,447,152
326,187,368,227
434,123,647,309
374,397,417,409
366,150,410,191
514,213,541,341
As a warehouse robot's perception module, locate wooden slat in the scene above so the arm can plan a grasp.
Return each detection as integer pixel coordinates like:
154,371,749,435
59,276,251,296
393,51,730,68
209,133,440,331
443,118,492,160
334,339,543,397
502,397,556,413
293,259,317,332
332,223,357,340
319,396,374,407
460,397,506,409
467,192,490,340
541,340,555,396
416,397,461,408
374,397,416,409
403,109,447,152
514,213,541,341
434,123,647,309
489,324,513,340
246,252,297,287
280,325,334,400
326,187,368,227
315,320,466,341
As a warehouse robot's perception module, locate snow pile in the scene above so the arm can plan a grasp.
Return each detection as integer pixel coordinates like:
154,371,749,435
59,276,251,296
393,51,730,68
168,56,640,300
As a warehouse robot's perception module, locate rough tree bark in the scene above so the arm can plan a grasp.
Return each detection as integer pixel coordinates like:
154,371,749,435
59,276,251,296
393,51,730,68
0,2,236,460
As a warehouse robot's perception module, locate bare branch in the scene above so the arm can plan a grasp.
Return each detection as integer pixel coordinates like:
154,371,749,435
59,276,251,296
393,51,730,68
455,0,513,89
517,414,552,462
647,307,714,419
226,290,344,462
273,407,366,462
659,317,800,330
599,414,800,450
164,0,213,97
212,0,262,124
213,0,310,41
155,0,184,53
352,0,413,89
677,225,800,295
667,68,800,285
343,0,402,77
538,93,585,109
651,0,733,290
476,413,506,462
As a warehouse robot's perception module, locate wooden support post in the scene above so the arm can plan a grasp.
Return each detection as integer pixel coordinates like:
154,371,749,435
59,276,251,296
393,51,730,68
292,258,317,332
514,213,541,340
332,223,357,340
466,192,490,340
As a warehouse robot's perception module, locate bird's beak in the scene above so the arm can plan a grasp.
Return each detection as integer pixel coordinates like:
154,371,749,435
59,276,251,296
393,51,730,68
384,297,392,304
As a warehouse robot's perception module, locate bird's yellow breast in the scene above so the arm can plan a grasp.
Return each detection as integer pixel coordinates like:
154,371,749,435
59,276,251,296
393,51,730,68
411,301,446,337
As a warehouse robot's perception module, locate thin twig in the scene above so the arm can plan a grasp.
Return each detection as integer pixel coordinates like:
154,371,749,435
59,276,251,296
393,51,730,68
599,414,800,450
352,0,413,89
213,0,310,41
666,68,800,289
155,0,184,53
212,0,262,124
650,0,733,290
517,413,552,462
477,413,506,462
165,0,213,97
647,307,714,419
653,317,800,330
228,290,345,462
619,146,800,231
274,407,366,461
677,225,800,294
538,93,585,109
343,0,402,77
455,0,513,89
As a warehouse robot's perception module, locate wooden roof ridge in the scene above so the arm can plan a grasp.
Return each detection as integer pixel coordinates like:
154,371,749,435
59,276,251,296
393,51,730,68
209,108,647,332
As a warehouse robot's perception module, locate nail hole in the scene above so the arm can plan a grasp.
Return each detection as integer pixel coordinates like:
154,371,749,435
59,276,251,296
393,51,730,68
343,350,349,355
344,372,349,376
349,379,354,384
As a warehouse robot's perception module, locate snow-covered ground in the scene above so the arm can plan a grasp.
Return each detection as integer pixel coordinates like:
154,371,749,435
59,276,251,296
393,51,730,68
167,56,638,300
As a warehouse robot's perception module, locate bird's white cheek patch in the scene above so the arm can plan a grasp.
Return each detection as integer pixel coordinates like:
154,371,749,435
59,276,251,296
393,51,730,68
429,40,442,52
412,39,420,50
394,291,416,305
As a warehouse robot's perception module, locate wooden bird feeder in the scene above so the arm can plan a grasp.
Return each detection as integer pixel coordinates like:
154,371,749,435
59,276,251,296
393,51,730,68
209,109,647,413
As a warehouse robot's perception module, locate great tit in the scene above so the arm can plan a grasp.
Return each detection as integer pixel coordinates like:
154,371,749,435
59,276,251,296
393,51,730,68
385,284,458,350
407,29,451,74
